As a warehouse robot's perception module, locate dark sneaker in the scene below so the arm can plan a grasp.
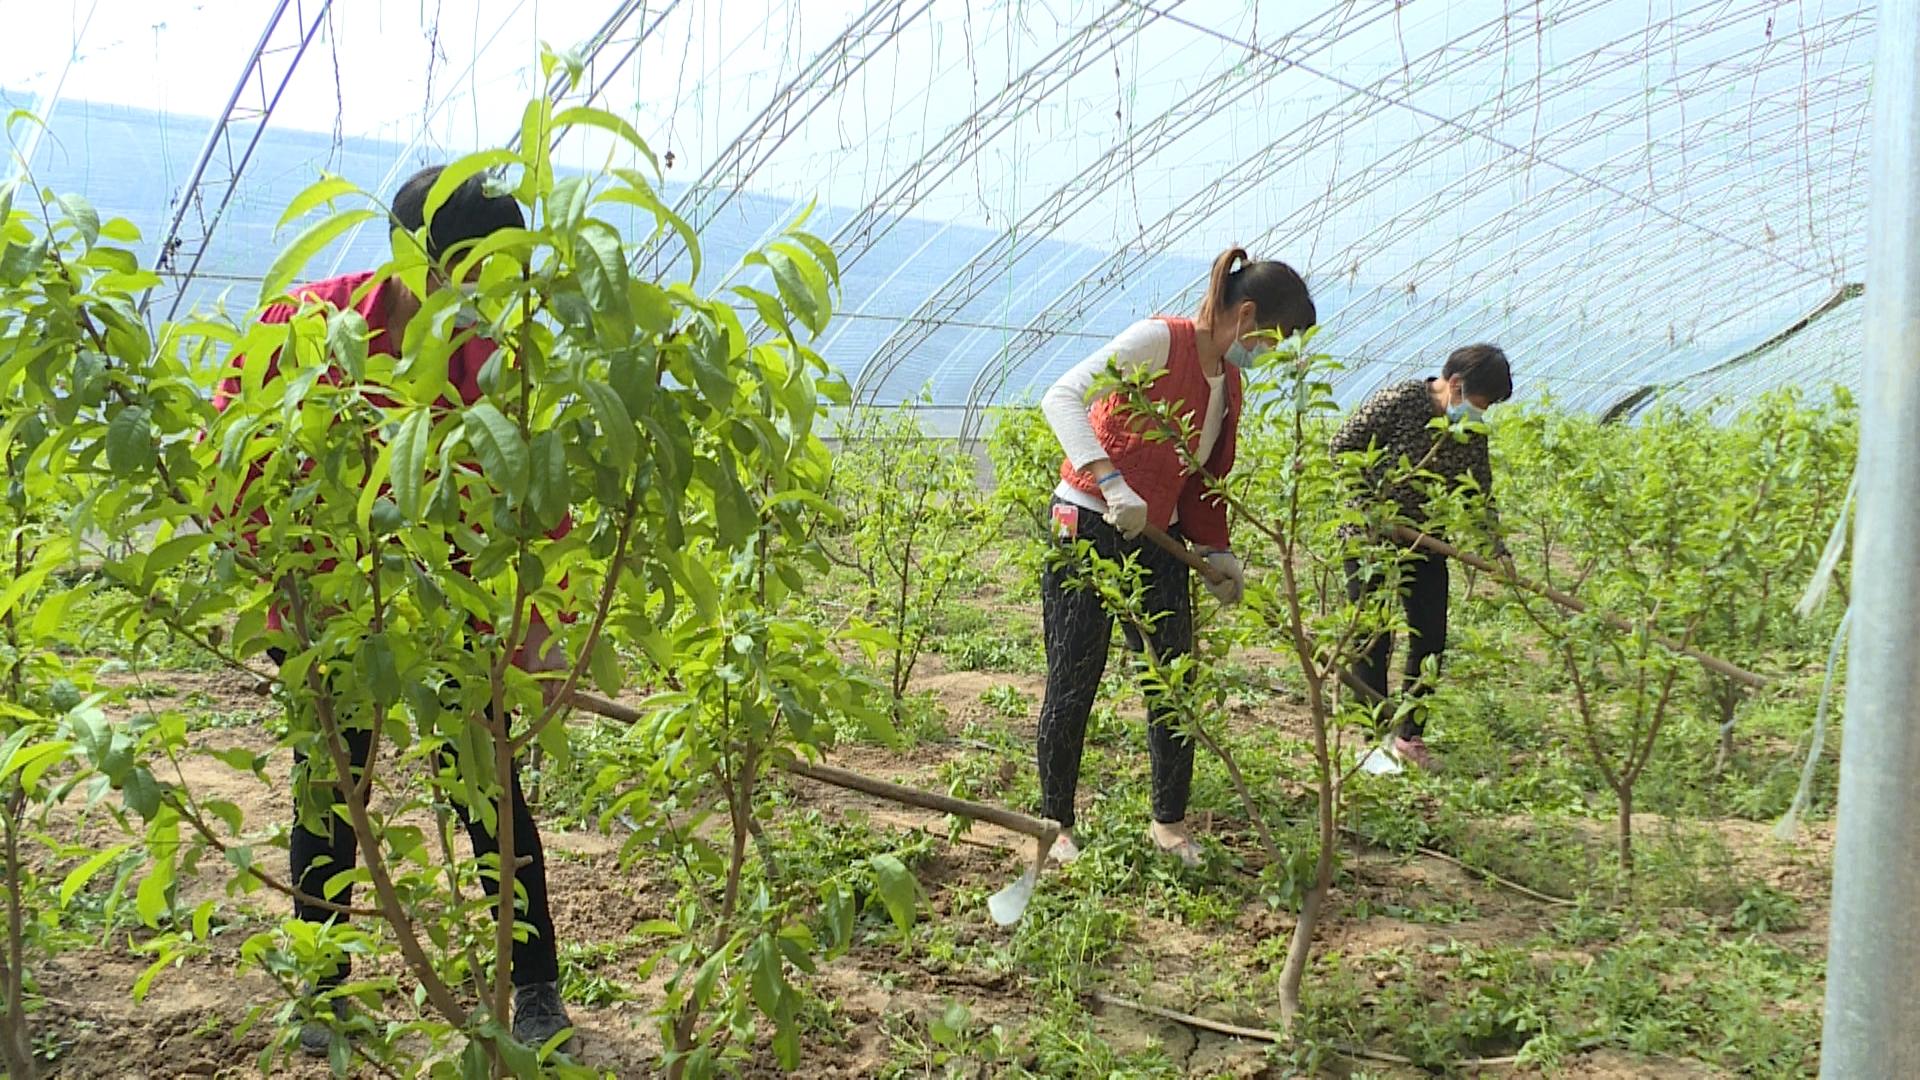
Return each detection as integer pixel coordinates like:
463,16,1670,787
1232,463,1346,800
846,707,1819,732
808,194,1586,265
512,981,576,1053
298,994,351,1058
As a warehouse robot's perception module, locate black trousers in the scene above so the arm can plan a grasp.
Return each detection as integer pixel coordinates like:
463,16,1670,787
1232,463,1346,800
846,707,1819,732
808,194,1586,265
1344,551,1449,738
279,653,559,987
1035,500,1195,832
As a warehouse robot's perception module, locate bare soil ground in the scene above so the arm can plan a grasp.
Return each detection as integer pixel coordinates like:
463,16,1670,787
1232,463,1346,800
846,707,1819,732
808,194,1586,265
24,659,1829,1078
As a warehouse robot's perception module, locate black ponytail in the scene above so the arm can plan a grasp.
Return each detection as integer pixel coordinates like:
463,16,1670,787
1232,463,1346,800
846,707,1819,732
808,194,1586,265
1199,246,1316,337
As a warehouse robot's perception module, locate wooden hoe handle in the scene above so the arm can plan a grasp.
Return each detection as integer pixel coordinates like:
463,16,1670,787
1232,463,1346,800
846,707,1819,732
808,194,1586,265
566,691,1059,844
1137,520,1762,691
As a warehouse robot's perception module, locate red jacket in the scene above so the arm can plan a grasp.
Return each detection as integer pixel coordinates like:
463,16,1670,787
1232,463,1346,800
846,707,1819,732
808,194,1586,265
1058,316,1239,550
215,271,571,633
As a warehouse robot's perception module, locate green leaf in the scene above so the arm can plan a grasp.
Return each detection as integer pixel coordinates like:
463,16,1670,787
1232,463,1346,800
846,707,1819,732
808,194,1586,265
361,633,401,704
135,857,174,929
132,950,175,1002
581,381,636,463
527,429,570,528
277,175,361,229
259,208,378,304
765,244,829,337
389,408,431,520
57,193,100,249
7,740,72,792
327,308,371,379
788,229,842,287
105,405,156,475
459,1035,491,1080
553,107,657,166
123,766,164,820
574,221,632,333
60,843,132,906
588,637,623,696
748,935,781,1016
605,174,702,282
869,854,919,934
772,1017,801,1069
421,151,521,239
202,799,244,835
463,403,530,506
519,99,555,197
142,532,213,587
97,215,140,240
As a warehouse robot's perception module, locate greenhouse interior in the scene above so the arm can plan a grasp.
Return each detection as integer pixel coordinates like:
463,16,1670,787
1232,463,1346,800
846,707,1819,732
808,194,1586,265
0,0,1911,1076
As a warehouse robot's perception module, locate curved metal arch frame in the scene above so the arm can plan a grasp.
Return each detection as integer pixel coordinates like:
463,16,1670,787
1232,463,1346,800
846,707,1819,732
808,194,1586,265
1608,283,1864,419
1167,0,1851,338
1383,106,1872,406
1702,305,1864,411
850,0,1397,405
321,0,680,281
951,0,1638,437
1305,6,1870,346
1327,43,1872,373
642,0,938,274
514,0,686,155
721,0,1172,333
1132,0,1819,279
141,0,333,324
1110,2,1868,416
819,0,1164,280
1329,69,1870,396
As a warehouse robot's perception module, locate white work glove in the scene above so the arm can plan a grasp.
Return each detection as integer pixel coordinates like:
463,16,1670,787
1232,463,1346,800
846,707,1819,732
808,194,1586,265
1201,549,1245,605
1099,476,1149,539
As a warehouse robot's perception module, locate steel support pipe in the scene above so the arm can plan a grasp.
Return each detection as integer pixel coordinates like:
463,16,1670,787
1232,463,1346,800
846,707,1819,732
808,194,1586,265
1820,0,1920,1074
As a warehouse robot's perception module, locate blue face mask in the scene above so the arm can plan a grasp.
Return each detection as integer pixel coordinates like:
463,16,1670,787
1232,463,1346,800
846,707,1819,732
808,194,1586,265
1225,340,1256,370
1444,380,1486,423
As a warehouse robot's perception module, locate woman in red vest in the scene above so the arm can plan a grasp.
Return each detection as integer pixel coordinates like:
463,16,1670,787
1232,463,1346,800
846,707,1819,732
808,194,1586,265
1035,248,1316,866
216,168,576,1057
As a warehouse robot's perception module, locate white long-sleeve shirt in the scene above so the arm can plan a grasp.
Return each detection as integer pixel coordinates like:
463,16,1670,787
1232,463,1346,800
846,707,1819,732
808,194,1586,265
1041,319,1225,518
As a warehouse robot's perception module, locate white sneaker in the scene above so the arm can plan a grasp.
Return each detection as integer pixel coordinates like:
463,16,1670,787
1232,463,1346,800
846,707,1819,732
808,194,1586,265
1048,832,1081,865
1149,820,1203,868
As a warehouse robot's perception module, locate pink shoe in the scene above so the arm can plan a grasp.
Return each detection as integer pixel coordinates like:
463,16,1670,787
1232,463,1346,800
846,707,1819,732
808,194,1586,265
1392,735,1440,771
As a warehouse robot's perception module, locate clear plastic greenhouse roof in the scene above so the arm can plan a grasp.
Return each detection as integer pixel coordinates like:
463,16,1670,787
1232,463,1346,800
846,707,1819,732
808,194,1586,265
3,0,1872,423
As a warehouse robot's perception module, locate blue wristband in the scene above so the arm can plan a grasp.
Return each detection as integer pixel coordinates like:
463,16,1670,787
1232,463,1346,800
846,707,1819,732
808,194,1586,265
1096,471,1124,487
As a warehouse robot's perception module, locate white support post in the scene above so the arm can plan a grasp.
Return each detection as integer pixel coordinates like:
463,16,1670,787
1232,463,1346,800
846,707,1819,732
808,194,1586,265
1820,1,1920,1075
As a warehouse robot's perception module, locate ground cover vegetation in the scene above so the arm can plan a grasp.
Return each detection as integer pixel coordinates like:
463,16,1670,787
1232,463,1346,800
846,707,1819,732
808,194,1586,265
0,84,1853,1078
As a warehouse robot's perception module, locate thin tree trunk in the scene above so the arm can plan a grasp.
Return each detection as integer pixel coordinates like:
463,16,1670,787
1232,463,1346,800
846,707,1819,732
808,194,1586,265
667,750,757,1080
1278,679,1336,1029
1617,786,1634,872
0,788,33,1080
1711,679,1740,775
490,711,517,1059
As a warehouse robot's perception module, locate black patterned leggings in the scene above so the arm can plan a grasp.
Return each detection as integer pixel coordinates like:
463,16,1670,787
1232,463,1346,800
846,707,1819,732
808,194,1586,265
1344,551,1449,738
1035,500,1195,833
274,650,559,987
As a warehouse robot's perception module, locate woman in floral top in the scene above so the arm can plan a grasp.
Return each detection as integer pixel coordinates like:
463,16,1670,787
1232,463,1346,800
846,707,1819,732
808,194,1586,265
1330,344,1514,769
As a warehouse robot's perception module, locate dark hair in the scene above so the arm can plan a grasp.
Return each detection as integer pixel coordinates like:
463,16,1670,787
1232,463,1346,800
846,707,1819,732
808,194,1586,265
1198,247,1317,337
1442,344,1514,403
390,165,525,263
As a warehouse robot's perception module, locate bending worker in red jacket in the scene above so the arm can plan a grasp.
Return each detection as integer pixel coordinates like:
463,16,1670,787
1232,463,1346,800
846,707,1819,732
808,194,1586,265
1035,248,1316,866
216,167,576,1058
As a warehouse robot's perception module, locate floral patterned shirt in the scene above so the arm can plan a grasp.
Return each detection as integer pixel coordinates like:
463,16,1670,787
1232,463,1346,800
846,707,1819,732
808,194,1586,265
1331,378,1501,548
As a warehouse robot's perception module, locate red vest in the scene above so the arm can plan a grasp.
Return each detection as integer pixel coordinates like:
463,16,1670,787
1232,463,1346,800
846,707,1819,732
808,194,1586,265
1058,316,1239,550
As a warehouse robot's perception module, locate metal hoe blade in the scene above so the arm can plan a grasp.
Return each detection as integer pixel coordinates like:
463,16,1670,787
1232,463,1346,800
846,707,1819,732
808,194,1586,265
987,829,1055,926
1359,745,1404,776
